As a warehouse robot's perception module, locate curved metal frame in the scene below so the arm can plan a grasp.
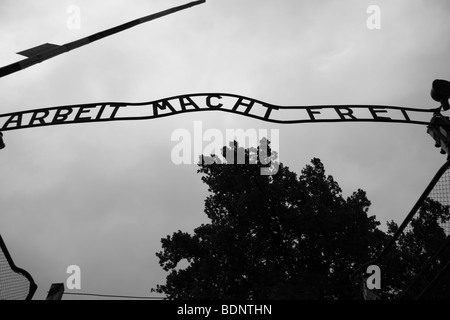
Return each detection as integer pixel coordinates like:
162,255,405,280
0,93,441,132
352,160,450,299
0,234,37,300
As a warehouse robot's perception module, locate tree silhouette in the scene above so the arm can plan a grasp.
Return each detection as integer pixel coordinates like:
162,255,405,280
382,198,450,299
152,139,390,299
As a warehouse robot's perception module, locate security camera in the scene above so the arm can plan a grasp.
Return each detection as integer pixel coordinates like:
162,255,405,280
431,79,450,111
0,132,5,150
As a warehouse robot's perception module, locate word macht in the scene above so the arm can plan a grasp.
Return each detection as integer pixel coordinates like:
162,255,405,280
171,121,280,175
0,93,437,132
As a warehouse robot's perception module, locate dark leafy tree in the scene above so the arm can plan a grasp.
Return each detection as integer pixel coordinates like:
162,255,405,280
382,198,450,299
152,139,390,299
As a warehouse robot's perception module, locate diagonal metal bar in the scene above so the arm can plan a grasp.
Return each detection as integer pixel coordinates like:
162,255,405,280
351,159,450,298
416,260,450,299
0,0,206,79
400,235,450,299
0,234,37,300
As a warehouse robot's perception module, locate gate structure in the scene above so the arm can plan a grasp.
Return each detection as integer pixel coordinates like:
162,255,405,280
354,159,450,299
0,234,37,300
1,0,450,300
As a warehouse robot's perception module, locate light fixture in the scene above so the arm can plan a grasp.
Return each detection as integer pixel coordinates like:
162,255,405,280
431,79,450,111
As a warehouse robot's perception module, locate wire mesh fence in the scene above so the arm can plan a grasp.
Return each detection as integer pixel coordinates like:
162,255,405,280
355,160,450,299
427,167,450,236
397,161,450,299
0,235,37,300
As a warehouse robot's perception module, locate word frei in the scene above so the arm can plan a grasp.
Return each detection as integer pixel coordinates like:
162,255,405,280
171,121,280,175
0,93,436,132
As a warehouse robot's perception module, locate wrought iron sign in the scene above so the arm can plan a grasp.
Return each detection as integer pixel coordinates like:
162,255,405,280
0,93,442,132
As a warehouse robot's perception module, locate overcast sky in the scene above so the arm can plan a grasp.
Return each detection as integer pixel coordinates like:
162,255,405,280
1,0,450,300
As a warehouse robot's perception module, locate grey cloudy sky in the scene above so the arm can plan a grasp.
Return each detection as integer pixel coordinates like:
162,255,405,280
1,0,450,299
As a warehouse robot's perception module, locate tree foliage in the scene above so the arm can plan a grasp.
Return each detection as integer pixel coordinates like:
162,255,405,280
382,198,450,299
153,140,450,299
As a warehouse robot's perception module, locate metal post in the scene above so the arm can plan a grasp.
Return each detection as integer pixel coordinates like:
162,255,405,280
46,283,65,300
0,131,5,149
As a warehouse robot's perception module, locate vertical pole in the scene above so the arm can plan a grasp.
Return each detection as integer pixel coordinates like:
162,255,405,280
0,131,5,149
